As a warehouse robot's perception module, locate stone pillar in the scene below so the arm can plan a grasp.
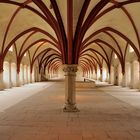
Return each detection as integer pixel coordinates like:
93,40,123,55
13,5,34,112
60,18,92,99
139,62,140,91
38,73,41,82
95,72,97,80
100,70,103,82
26,65,28,84
63,65,79,112
0,71,5,90
16,72,21,87
130,61,134,89
122,73,126,87
9,61,12,88
109,73,111,84
30,72,33,83
22,65,25,85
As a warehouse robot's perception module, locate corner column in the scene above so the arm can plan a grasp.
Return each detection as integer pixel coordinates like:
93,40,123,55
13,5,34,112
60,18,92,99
63,65,79,112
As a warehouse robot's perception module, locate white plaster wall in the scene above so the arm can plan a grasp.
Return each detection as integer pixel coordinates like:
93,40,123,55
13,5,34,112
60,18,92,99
58,65,64,79
97,65,101,81
92,70,96,80
102,62,108,82
45,69,50,79
76,66,84,81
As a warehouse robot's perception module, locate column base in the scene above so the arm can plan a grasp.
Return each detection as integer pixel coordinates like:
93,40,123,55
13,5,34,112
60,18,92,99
0,82,6,90
63,103,80,112
16,83,21,87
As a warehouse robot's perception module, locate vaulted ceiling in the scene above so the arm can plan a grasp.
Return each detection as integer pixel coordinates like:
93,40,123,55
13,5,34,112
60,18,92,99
0,0,140,74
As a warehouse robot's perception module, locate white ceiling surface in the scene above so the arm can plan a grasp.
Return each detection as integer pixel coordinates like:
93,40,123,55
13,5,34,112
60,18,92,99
84,2,140,52
0,2,57,51
73,0,85,35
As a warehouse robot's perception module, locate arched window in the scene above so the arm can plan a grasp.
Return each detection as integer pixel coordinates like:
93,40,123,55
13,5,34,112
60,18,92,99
129,45,134,53
9,45,13,52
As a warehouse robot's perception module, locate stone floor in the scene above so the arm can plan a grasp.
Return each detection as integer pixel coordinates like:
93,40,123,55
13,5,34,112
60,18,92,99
0,81,140,140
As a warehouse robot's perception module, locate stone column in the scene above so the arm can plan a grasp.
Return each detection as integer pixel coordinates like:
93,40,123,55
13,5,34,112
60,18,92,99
95,72,97,80
9,61,12,88
26,66,28,84
109,73,111,84
21,65,24,85
100,70,103,82
63,65,79,112
0,70,5,90
30,72,33,83
139,62,140,91
130,61,134,89
38,73,41,82
16,72,21,87
122,73,126,87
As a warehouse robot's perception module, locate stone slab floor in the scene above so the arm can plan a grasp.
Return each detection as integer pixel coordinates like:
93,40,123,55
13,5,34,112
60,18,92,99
0,81,140,140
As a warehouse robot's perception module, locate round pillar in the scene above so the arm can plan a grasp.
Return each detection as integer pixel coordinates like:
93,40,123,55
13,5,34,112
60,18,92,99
139,62,140,91
16,73,21,87
130,61,134,89
9,61,12,88
63,65,79,112
122,73,126,87
30,73,33,83
109,73,111,84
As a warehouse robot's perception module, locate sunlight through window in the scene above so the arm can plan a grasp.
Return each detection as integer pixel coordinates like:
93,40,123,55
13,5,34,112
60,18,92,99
129,45,134,53
114,54,117,59
9,45,13,52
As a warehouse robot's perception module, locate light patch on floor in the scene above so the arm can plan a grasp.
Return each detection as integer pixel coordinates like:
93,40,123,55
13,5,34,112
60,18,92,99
0,82,54,112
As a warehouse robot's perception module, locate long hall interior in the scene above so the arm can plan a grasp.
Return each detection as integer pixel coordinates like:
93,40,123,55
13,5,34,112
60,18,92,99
0,0,140,140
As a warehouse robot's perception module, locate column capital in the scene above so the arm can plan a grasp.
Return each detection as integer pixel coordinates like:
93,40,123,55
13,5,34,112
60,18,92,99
63,64,78,75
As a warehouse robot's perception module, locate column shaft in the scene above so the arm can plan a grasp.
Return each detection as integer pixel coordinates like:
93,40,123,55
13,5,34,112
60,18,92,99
139,62,140,91
0,71,5,90
30,73,33,83
16,71,21,87
9,61,12,88
63,65,79,112
109,73,111,84
122,73,126,87
130,61,134,89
